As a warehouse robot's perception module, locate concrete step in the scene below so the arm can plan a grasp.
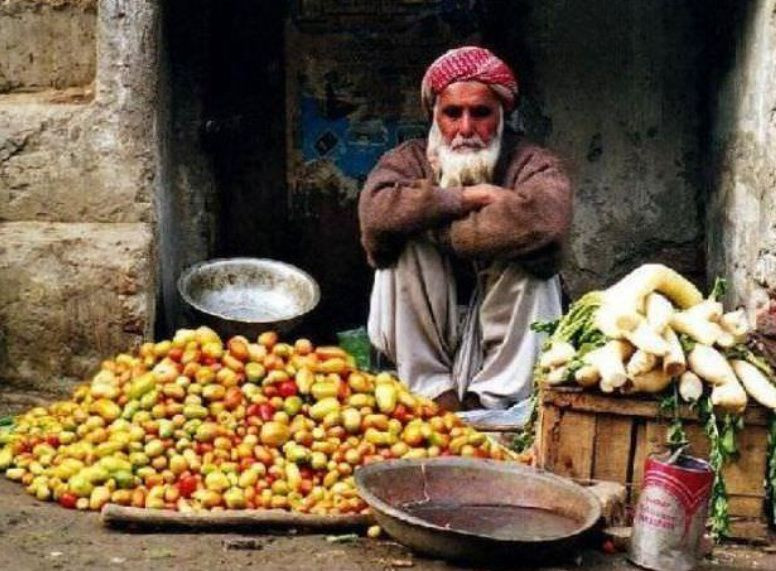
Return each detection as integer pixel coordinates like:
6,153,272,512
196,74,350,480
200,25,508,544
0,221,154,391
0,0,97,93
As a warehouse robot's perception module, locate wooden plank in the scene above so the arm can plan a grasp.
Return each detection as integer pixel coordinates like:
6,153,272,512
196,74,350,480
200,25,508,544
541,388,770,425
581,480,628,527
728,496,766,519
724,425,768,518
630,422,648,504
553,411,596,480
535,401,562,471
684,423,711,458
644,421,669,457
728,519,770,543
592,415,633,485
101,505,372,530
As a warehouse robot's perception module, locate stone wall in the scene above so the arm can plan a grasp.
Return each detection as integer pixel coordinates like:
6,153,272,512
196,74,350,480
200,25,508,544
0,0,97,92
482,0,708,296
0,1,160,393
706,0,776,318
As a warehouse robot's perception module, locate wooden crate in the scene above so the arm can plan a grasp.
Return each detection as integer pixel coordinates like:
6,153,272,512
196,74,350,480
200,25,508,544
536,387,772,538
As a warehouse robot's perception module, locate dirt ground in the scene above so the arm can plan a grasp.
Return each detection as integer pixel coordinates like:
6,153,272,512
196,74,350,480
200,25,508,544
2,478,776,571
2,389,776,571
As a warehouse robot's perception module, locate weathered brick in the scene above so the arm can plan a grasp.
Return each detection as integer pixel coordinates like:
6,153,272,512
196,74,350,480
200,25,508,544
0,99,152,223
0,221,154,392
0,0,97,92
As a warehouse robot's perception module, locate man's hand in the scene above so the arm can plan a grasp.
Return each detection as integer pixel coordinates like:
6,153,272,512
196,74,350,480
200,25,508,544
461,183,503,212
434,390,461,412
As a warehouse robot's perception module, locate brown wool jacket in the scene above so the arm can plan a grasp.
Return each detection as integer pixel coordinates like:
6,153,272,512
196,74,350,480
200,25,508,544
358,132,573,279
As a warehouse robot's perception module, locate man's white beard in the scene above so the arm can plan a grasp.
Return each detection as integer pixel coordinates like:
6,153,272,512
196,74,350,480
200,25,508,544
427,112,503,189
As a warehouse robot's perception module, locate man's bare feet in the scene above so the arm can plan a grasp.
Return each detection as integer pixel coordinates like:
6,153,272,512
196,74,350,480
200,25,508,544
434,390,461,412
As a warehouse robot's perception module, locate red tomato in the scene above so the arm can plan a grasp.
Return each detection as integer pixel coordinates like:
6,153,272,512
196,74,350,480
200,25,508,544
59,492,78,509
277,380,298,398
223,387,244,410
239,457,256,471
299,467,314,480
195,442,213,455
337,382,351,400
168,347,183,362
178,476,198,498
46,435,61,448
263,385,278,398
299,479,313,495
392,404,413,423
258,403,276,422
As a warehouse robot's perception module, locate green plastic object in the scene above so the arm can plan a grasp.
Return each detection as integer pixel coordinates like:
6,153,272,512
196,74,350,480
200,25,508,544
337,326,371,370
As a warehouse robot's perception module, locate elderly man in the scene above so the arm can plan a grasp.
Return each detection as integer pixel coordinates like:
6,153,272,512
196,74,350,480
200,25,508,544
358,47,572,415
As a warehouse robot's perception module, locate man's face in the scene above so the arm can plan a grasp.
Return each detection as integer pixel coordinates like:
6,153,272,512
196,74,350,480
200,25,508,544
434,81,502,151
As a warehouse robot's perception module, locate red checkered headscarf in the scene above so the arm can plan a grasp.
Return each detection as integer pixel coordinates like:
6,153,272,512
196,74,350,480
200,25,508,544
421,46,518,116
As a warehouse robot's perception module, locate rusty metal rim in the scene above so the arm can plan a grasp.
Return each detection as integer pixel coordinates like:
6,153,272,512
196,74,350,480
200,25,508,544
176,257,321,324
354,457,602,544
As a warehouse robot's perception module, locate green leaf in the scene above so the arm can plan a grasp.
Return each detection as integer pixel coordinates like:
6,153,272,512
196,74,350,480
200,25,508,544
698,395,732,540
530,319,559,335
709,277,727,301
767,413,776,525
677,333,697,354
721,425,738,456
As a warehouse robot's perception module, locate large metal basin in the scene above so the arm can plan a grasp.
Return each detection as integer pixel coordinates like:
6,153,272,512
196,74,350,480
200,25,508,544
355,457,601,564
177,258,320,339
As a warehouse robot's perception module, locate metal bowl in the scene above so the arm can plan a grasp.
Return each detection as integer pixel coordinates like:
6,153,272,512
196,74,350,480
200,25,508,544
177,258,320,339
354,457,601,564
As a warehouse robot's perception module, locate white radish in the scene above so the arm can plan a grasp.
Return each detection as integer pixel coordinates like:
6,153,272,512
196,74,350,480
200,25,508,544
662,327,686,377
685,299,724,322
545,366,569,386
595,306,641,339
679,371,703,402
575,365,600,388
646,293,674,333
670,311,723,346
720,309,751,338
623,368,673,394
688,344,748,413
626,350,657,378
594,264,703,338
731,360,776,409
625,321,670,356
539,341,576,369
604,264,704,308
600,377,616,393
715,331,737,349
711,383,748,414
585,340,634,390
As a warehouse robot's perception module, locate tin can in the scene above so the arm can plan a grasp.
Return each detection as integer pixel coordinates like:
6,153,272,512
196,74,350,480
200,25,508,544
629,452,713,571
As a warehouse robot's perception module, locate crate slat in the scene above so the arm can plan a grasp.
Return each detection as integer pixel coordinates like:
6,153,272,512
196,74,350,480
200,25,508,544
556,411,597,479
592,415,633,484
538,387,771,527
